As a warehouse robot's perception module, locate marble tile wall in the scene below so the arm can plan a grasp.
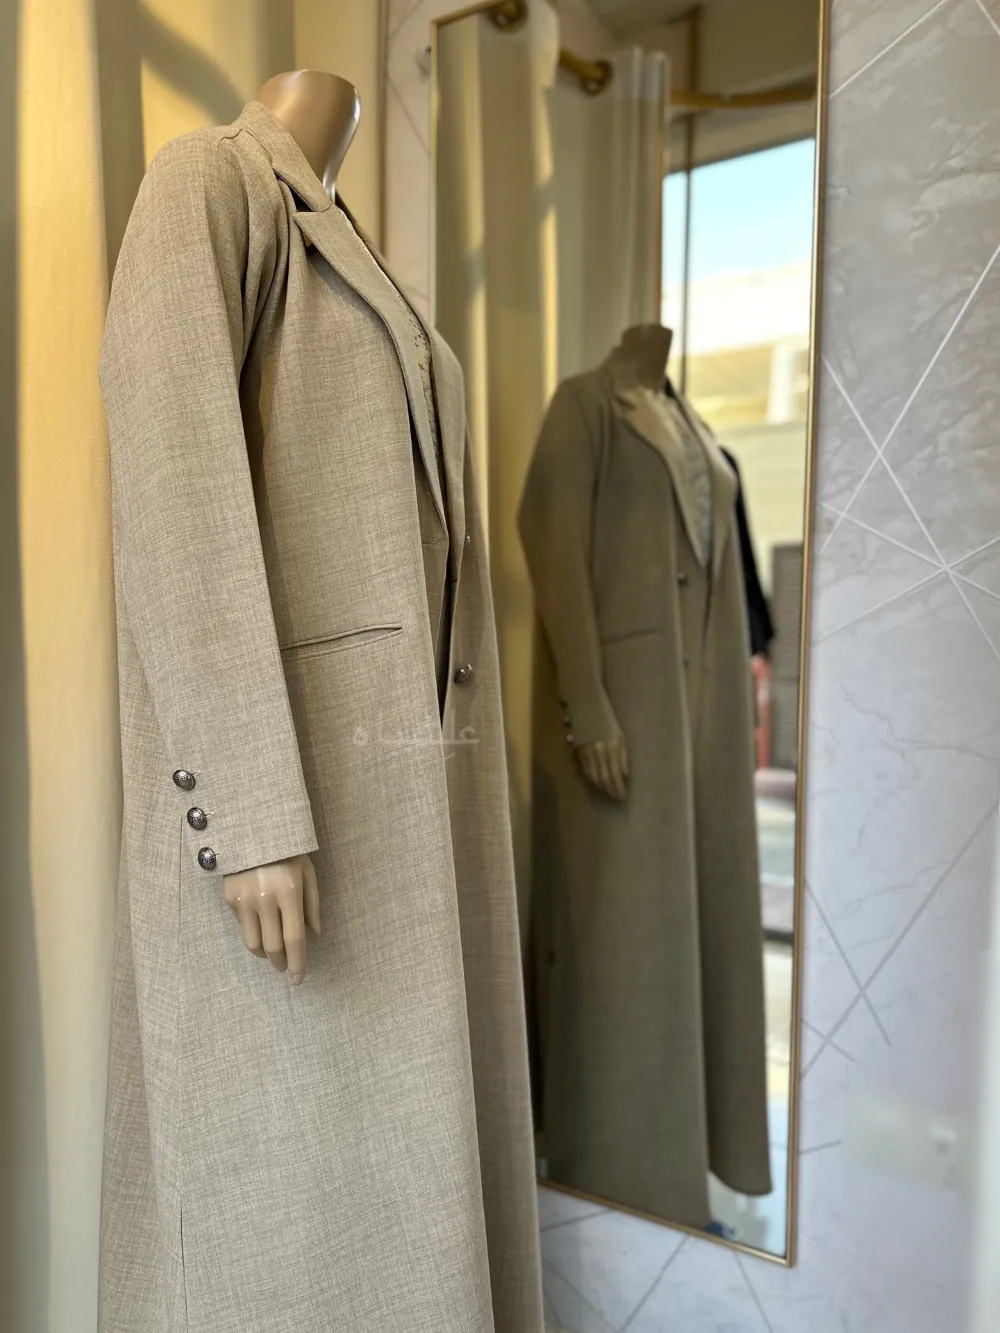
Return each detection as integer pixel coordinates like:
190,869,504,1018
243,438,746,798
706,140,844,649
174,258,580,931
385,0,1000,1327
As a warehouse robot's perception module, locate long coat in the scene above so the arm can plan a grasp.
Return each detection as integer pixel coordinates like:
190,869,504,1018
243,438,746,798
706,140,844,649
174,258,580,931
99,100,543,1333
518,358,772,1229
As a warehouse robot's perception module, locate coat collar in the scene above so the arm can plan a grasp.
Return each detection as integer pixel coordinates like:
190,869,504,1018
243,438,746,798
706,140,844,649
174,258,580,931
230,101,466,554
233,99,333,213
602,353,736,578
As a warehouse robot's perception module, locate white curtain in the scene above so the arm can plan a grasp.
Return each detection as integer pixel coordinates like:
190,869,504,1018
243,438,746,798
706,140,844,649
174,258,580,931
548,47,670,380
434,2,560,933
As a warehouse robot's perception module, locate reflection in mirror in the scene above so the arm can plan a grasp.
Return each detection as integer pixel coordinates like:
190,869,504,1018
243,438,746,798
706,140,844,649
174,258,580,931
433,0,824,1264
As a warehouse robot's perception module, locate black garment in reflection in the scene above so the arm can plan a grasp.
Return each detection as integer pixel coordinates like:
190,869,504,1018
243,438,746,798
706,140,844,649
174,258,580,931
720,446,775,658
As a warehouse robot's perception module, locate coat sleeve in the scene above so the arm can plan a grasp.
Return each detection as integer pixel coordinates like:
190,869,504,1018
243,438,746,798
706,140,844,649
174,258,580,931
101,133,318,878
517,381,621,747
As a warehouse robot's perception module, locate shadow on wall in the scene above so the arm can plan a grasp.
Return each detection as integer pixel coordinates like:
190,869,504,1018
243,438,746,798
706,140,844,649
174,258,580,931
96,0,295,272
1,1,50,1329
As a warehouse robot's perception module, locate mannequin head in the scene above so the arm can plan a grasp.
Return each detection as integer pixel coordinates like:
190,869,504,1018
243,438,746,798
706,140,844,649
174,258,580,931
257,70,361,195
613,324,674,391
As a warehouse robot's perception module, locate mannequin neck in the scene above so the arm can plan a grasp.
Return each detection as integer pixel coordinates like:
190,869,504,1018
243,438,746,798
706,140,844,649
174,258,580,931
607,325,674,392
257,70,360,199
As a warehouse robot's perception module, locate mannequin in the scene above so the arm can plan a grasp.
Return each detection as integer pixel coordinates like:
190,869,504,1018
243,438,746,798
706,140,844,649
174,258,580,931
221,71,360,985
101,72,544,1332
518,321,771,1226
574,323,674,803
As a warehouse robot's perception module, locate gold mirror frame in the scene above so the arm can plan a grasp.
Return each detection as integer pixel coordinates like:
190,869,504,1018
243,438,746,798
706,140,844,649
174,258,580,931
424,0,832,1269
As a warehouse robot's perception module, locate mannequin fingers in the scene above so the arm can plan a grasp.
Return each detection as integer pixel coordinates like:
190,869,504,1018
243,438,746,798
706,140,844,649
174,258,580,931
281,899,308,986
612,741,629,801
239,901,266,958
596,744,615,799
257,900,287,973
303,856,321,937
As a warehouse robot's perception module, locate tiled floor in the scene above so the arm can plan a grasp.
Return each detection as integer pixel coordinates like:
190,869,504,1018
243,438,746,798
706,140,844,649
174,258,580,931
538,940,796,1326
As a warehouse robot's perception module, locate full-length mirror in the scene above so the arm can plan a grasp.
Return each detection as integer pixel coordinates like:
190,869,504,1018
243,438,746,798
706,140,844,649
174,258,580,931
432,0,825,1263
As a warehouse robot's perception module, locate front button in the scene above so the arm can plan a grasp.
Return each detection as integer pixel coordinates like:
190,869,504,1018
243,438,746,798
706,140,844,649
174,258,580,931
464,532,472,548
677,572,688,585
565,732,575,745
173,769,196,791
454,663,475,684
187,807,208,831
197,847,217,871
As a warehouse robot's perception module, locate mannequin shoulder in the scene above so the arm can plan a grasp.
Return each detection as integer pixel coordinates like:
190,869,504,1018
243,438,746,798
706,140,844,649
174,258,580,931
132,128,284,246
546,370,610,426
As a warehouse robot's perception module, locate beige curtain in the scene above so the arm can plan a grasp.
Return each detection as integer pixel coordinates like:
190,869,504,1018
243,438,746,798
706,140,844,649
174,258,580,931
5,3,383,1328
434,3,560,931
548,47,669,380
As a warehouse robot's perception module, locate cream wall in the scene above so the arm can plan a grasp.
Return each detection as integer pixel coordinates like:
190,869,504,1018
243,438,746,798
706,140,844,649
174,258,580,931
13,4,121,1330
384,1,1000,1330
7,1,385,1328
293,0,386,240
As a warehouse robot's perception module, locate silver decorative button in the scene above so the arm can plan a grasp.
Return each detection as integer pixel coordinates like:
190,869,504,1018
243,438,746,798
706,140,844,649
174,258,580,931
187,807,208,831
464,533,472,547
454,663,474,685
173,769,196,791
565,732,575,745
197,847,217,871
677,572,688,585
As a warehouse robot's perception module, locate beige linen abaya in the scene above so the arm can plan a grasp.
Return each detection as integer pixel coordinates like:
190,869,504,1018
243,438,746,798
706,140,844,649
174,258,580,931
518,355,772,1228
99,100,543,1333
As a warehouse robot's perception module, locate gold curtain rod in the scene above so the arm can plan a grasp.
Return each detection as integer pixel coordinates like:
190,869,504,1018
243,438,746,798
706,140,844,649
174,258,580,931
557,48,613,95
472,0,816,107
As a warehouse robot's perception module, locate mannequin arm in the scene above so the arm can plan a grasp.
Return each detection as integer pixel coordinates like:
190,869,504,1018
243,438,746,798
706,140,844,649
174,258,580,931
224,855,321,983
518,381,628,799
103,135,318,885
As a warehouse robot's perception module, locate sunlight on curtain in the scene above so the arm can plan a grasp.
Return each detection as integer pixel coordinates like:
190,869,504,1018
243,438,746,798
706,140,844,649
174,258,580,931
434,4,559,936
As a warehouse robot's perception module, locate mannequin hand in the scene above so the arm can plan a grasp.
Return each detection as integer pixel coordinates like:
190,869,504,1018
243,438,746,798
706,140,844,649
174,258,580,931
222,854,321,984
575,736,630,802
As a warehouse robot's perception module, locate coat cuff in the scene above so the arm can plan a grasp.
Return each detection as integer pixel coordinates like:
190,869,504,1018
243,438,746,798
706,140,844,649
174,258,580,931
562,689,623,749
170,765,319,878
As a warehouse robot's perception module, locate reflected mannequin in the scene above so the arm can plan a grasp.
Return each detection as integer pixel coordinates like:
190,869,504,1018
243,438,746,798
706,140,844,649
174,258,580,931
220,70,360,985
519,326,772,1227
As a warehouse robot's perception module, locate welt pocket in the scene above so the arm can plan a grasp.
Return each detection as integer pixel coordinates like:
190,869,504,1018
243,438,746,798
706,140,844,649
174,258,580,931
599,627,661,647
279,623,404,660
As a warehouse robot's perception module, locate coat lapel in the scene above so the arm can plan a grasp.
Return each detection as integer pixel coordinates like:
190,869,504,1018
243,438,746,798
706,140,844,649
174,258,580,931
295,205,448,537
424,326,467,566
235,100,459,546
607,361,737,581
612,383,705,563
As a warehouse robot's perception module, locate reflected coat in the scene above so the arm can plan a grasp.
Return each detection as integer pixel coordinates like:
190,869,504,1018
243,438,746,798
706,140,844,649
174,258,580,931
99,101,542,1333
518,359,772,1227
